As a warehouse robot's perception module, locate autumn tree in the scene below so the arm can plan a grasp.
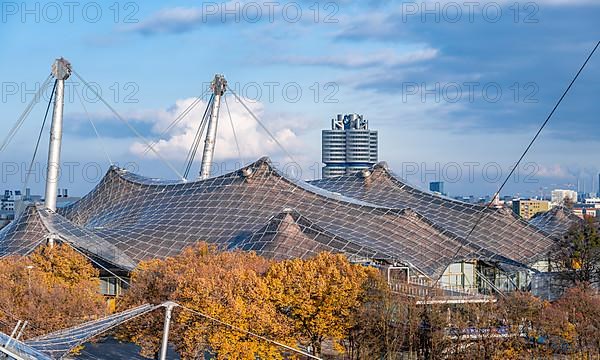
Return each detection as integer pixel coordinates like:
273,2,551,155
492,291,551,359
118,243,295,360
538,286,600,356
344,274,421,359
553,217,600,287
0,244,106,338
265,252,374,357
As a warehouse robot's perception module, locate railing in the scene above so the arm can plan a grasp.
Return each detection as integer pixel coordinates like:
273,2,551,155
389,279,482,298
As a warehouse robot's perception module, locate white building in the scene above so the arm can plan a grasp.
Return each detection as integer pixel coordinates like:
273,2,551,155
322,114,378,178
584,197,600,205
551,189,577,206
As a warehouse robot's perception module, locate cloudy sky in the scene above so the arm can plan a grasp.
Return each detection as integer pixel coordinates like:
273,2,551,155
0,0,599,198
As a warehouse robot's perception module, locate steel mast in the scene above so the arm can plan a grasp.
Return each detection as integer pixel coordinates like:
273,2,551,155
199,74,226,180
44,58,71,211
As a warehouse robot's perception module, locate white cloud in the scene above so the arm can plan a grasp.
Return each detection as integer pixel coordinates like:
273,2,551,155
533,164,572,179
129,96,309,165
278,48,439,69
124,7,203,35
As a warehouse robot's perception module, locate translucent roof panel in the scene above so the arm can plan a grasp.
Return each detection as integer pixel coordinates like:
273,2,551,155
310,163,556,266
0,205,136,271
529,206,583,239
26,304,154,359
55,158,484,277
0,158,544,279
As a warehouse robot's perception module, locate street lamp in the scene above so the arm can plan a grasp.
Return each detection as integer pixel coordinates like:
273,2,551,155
26,265,34,291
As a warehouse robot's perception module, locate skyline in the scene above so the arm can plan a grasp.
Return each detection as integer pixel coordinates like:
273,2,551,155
1,0,599,197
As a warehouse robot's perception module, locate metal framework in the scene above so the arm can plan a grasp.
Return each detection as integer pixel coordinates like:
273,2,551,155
529,206,583,239
199,74,227,180
0,63,559,291
44,58,71,211
0,157,556,282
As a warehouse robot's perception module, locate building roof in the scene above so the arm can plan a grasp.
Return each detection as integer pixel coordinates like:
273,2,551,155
309,162,555,266
0,204,136,271
529,206,583,239
0,158,554,279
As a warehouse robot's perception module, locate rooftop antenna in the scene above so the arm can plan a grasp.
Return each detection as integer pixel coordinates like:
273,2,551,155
44,58,71,211
199,74,227,180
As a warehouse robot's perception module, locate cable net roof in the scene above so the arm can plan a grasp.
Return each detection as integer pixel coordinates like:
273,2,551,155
0,157,555,278
309,163,556,266
24,304,154,359
529,206,583,239
0,205,136,271
0,332,52,360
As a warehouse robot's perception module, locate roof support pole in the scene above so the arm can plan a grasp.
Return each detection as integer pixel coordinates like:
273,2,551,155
159,301,177,360
5,321,21,347
44,58,71,211
199,74,227,180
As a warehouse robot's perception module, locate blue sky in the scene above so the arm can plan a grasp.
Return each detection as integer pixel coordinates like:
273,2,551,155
0,0,599,198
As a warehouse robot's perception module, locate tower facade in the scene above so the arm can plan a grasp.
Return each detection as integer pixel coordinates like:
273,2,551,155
322,114,378,178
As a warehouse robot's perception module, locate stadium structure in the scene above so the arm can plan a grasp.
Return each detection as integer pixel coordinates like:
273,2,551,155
529,206,583,239
0,59,562,301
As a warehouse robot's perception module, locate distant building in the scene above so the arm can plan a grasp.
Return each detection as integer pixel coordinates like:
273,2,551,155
322,114,378,178
56,188,80,208
490,194,503,208
572,205,598,219
454,195,475,203
584,197,600,206
512,199,551,220
0,189,25,229
13,188,79,217
14,188,42,217
429,181,445,195
0,190,18,211
551,189,577,206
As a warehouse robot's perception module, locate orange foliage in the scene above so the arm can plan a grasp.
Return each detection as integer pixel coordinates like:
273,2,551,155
118,243,294,359
266,253,375,356
118,244,377,359
0,244,106,338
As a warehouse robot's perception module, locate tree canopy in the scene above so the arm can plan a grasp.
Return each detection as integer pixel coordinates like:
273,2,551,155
0,244,106,338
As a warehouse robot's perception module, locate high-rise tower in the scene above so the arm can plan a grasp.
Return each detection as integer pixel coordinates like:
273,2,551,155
322,114,378,178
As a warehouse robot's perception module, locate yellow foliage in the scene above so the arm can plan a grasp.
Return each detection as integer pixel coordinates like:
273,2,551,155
0,244,106,338
562,322,577,344
119,245,377,359
492,347,520,360
119,243,294,360
265,252,372,356
29,244,100,288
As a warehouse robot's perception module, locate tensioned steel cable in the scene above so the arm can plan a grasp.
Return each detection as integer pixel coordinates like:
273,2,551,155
74,82,113,166
435,40,600,290
142,87,210,156
22,80,57,193
223,95,244,166
66,244,130,286
178,305,322,360
227,86,298,166
0,74,53,153
72,70,185,181
183,94,214,179
25,305,159,350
